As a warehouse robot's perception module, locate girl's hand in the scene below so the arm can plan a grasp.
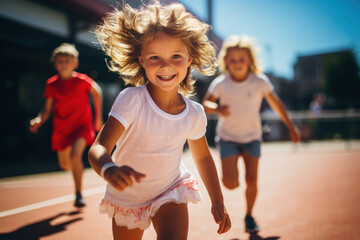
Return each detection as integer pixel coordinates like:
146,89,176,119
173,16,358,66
289,126,301,143
211,202,231,234
29,117,41,133
217,105,230,117
104,165,146,191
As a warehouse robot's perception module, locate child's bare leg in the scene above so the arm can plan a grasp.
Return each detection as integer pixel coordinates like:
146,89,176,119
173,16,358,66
112,219,144,240
152,203,189,240
243,151,259,216
221,155,240,190
57,148,72,171
70,138,87,194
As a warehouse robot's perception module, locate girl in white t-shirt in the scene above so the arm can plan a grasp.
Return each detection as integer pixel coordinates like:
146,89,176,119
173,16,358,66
88,2,231,239
202,35,301,233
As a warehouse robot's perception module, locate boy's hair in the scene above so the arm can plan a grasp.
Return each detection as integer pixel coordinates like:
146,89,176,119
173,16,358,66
218,35,263,74
51,43,79,62
95,1,217,96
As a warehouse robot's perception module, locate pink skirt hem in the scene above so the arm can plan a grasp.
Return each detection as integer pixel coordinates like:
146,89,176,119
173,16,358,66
99,178,202,230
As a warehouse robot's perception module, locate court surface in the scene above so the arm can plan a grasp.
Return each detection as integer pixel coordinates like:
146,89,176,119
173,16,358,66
0,141,359,240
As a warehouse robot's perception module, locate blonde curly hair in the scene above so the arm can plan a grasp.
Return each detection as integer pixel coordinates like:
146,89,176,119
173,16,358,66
218,35,263,74
95,1,217,96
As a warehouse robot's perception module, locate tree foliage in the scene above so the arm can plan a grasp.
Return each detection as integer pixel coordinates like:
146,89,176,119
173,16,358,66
323,50,360,108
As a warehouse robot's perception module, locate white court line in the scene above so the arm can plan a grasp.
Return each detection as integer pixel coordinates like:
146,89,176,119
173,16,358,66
0,186,105,218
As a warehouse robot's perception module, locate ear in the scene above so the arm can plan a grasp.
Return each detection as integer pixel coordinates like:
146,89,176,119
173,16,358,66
74,60,79,69
224,55,230,68
138,56,144,67
187,55,192,67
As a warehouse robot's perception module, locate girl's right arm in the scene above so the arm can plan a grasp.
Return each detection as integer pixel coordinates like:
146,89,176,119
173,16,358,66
88,116,145,191
29,98,54,133
202,93,230,117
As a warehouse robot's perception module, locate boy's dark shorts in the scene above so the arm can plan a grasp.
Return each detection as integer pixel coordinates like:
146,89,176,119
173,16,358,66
218,139,261,159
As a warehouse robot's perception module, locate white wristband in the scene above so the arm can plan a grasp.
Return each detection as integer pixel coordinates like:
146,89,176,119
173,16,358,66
100,162,117,178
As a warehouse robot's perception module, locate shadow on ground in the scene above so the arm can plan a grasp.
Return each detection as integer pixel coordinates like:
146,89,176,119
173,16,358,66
229,233,280,240
249,233,280,240
0,210,82,240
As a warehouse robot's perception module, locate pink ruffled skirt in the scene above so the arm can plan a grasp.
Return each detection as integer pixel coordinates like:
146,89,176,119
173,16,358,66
99,179,202,230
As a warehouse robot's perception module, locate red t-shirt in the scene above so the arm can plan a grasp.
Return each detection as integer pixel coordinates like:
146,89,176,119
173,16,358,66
44,72,95,151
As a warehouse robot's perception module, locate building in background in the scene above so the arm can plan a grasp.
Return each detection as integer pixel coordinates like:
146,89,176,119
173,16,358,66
1,0,119,175
293,49,359,109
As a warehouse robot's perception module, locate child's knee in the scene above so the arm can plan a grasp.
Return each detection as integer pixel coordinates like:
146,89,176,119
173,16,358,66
222,178,239,190
245,175,257,187
70,155,84,169
71,150,84,165
59,161,71,171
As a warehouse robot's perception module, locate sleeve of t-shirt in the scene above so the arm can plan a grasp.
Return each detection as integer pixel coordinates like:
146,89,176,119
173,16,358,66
260,74,274,95
79,74,94,92
109,87,141,129
43,82,53,99
188,104,207,140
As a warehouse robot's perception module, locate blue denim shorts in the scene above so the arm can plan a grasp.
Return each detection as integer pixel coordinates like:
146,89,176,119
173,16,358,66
218,139,261,159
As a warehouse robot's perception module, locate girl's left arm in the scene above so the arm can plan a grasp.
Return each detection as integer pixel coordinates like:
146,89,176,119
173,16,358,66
90,81,103,131
188,136,231,234
265,91,301,143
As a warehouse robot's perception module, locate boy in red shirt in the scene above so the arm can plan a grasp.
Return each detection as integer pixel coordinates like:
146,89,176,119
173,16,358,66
30,43,103,207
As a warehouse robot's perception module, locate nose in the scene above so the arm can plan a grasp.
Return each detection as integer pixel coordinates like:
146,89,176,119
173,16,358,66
160,59,171,69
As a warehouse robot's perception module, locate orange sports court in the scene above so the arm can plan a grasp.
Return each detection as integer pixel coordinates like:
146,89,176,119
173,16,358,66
1,141,359,240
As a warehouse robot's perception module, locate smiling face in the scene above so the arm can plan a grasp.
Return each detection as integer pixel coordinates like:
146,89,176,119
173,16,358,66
225,48,253,81
138,31,192,93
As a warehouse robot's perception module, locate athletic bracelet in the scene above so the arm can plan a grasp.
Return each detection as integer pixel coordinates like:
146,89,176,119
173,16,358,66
100,162,117,178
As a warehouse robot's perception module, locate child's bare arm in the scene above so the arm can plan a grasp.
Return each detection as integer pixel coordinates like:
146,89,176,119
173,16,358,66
90,81,103,131
188,136,231,234
265,92,301,142
202,93,230,117
88,116,145,190
29,98,54,133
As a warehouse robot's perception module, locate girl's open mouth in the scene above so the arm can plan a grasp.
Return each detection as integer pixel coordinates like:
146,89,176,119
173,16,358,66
157,74,176,81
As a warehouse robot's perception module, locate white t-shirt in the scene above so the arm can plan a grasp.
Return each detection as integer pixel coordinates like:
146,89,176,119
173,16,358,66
207,73,274,143
105,85,207,208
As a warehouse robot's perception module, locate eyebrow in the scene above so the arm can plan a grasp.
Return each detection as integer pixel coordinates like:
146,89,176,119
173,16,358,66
142,49,187,56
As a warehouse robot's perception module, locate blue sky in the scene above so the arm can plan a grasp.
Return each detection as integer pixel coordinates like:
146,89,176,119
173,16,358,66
179,0,360,79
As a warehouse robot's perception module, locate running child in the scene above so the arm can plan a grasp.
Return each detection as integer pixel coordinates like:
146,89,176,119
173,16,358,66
30,43,103,207
88,2,231,239
202,35,301,233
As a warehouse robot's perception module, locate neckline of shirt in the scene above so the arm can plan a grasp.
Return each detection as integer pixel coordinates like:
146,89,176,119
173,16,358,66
56,72,79,81
226,72,253,86
142,85,189,120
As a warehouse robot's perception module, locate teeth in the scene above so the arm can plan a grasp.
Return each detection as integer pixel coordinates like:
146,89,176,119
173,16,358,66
159,75,173,80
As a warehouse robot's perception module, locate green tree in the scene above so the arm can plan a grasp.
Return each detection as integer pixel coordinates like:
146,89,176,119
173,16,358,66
323,50,360,108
